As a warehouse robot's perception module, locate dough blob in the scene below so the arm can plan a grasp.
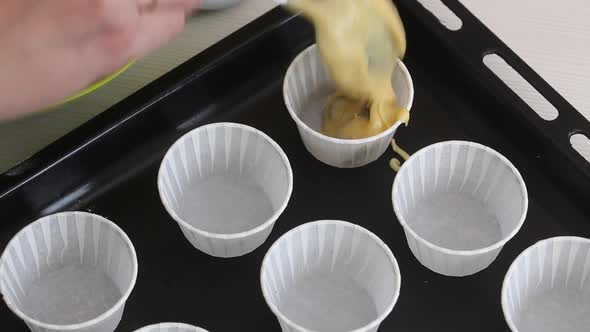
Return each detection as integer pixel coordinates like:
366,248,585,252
286,0,409,139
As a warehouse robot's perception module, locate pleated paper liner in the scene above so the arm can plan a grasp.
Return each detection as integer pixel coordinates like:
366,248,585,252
283,44,414,168
134,322,209,332
0,212,137,332
261,220,401,332
158,122,293,258
392,141,528,276
502,236,590,332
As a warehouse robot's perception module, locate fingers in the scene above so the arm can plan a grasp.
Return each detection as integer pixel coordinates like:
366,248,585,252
127,7,187,58
68,0,194,84
0,0,198,118
131,0,201,58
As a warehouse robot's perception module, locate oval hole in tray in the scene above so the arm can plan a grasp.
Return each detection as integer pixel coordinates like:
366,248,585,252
483,53,559,121
570,133,590,164
416,0,463,31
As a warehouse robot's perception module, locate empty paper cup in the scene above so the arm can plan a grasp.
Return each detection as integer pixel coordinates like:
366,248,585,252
502,237,590,332
158,122,293,258
283,44,414,168
261,220,401,332
392,141,528,276
135,322,209,332
0,212,138,332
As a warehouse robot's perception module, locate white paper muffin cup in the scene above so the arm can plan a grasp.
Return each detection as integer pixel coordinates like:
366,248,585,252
158,122,293,258
134,322,209,332
283,44,414,168
0,212,138,332
261,220,401,332
502,237,590,332
392,141,528,277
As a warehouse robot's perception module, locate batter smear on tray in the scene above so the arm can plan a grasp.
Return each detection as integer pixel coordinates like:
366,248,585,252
286,0,408,139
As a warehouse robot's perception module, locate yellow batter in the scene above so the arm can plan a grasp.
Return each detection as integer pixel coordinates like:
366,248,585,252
390,139,410,172
286,0,409,139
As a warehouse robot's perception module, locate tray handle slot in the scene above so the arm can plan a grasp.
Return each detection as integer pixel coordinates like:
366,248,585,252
570,133,590,164
415,0,462,31
481,53,590,165
442,0,590,154
403,0,590,198
477,49,590,168
482,53,559,122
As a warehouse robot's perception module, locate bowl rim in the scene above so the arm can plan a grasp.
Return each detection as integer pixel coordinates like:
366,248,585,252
57,60,135,106
0,211,138,331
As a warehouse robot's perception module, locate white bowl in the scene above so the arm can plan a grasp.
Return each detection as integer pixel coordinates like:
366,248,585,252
392,141,528,276
502,236,590,332
283,44,414,168
0,212,137,332
158,122,293,258
261,220,401,332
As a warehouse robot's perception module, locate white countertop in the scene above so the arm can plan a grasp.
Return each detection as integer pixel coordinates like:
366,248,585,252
1,0,588,172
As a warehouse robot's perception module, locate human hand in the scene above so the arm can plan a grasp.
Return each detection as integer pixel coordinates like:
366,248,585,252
0,0,199,119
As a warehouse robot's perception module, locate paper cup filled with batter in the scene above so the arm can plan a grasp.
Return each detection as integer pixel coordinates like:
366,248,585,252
135,322,209,332
283,44,414,168
392,141,528,276
158,122,293,258
261,220,401,332
502,237,590,332
0,212,138,332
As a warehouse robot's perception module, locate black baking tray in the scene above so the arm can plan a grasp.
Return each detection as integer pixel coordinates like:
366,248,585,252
2,1,590,331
